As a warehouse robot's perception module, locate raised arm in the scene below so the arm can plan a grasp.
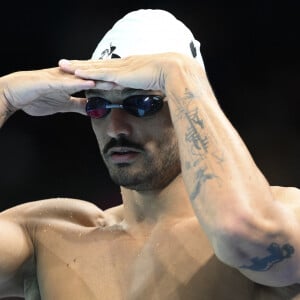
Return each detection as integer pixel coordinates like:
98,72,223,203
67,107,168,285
59,53,300,287
0,66,95,296
162,54,300,287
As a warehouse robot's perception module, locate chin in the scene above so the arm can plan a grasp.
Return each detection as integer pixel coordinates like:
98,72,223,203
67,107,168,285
110,168,181,192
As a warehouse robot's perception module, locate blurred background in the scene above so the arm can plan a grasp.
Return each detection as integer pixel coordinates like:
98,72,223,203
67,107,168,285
1,0,299,211
0,0,299,298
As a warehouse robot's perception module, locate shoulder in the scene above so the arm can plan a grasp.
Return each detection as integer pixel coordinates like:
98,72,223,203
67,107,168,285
1,198,107,228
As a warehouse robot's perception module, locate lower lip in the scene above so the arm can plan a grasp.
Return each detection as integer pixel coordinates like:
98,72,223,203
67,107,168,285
110,152,140,164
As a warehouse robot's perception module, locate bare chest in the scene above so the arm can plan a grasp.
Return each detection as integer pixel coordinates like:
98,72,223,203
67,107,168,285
31,222,300,300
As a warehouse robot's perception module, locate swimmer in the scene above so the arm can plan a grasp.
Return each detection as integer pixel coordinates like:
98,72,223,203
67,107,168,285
0,9,300,300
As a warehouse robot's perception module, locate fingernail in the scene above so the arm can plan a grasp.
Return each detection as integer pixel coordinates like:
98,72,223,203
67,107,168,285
59,59,71,65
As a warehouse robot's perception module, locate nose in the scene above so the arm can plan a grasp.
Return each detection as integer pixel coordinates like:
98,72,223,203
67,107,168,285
106,108,133,139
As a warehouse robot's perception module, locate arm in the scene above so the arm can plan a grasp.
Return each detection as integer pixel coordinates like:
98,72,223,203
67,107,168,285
0,67,95,296
59,53,300,287
0,207,34,297
163,55,300,286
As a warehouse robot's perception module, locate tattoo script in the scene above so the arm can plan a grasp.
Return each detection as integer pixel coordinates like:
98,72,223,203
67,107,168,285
185,107,209,158
174,89,221,201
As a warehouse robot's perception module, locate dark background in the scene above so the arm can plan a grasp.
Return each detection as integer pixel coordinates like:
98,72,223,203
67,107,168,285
0,0,299,297
0,1,299,208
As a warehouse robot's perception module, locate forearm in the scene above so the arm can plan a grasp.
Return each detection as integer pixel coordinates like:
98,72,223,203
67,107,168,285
166,59,288,265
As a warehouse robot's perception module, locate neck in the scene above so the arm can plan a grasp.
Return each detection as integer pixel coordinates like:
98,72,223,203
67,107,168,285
120,174,195,232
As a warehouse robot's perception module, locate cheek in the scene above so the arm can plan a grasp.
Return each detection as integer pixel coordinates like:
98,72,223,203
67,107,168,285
91,120,107,149
143,105,175,147
147,122,177,155
160,102,173,127
159,110,176,138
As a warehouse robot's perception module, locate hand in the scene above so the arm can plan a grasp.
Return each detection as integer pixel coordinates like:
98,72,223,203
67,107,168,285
58,53,181,92
0,67,95,116
59,53,206,96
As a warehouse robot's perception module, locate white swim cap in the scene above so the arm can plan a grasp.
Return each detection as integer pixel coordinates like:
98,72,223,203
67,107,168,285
92,9,205,68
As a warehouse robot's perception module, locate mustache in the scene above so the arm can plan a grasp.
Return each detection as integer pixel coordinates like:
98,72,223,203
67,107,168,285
103,137,144,154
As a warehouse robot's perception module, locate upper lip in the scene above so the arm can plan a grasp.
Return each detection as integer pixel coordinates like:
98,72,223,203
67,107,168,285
107,147,142,156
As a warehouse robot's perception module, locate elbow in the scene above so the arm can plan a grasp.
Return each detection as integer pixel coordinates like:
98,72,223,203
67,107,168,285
210,207,284,268
211,211,251,266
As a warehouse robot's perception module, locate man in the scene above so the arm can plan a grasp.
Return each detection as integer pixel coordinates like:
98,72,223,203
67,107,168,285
0,9,299,300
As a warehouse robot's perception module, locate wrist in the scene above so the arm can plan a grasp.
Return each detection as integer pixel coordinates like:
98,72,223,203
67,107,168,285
164,53,206,89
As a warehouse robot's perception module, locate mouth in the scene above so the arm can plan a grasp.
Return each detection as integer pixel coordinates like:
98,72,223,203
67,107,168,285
107,147,142,164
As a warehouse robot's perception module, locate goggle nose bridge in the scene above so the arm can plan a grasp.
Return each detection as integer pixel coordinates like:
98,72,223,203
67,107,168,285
105,103,124,109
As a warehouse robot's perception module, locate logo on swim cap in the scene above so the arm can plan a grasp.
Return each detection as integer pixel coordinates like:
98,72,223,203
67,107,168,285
99,43,121,59
189,41,197,58
91,10,205,69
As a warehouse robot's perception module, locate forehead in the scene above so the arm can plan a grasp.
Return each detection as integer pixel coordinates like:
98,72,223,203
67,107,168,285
86,88,163,100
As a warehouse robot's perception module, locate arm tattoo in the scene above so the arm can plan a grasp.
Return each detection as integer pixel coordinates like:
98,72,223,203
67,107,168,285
239,243,295,271
189,167,216,201
173,89,222,200
174,94,209,160
185,107,209,158
183,88,195,100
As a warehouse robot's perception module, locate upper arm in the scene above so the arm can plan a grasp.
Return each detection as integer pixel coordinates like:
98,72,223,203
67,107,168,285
235,186,300,287
0,197,105,296
0,205,34,295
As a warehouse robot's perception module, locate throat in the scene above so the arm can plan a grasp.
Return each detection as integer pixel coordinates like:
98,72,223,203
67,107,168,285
120,175,196,227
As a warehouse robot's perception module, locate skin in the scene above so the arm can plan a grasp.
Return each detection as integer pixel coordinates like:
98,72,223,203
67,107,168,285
0,53,299,299
88,88,181,191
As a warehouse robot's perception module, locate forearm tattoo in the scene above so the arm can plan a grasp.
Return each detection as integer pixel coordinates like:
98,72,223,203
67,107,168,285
239,243,295,271
173,88,223,201
185,107,208,158
173,90,296,272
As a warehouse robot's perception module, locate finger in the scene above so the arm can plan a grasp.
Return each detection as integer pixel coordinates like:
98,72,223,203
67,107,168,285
59,59,111,81
75,69,158,90
67,97,88,115
58,78,96,95
74,68,121,82
59,59,111,73
59,57,126,67
59,59,77,74
58,58,129,74
93,81,124,90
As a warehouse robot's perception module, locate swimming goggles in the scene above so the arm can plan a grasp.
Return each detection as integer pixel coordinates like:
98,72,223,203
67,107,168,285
86,95,164,118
